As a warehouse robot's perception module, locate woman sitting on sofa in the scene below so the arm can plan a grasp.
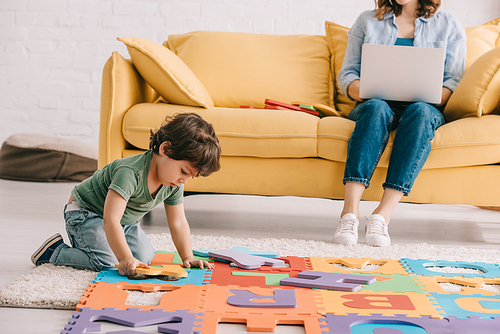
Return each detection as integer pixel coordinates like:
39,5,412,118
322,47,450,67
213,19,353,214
333,0,466,246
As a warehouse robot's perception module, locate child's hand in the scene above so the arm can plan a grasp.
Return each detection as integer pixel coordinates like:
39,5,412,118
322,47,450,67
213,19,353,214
118,257,150,277
183,256,214,269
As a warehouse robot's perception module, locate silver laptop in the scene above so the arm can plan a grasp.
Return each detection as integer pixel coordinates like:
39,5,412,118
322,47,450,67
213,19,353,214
359,44,445,104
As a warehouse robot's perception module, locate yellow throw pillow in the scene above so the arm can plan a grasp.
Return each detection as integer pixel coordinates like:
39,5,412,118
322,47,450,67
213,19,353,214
443,46,500,122
465,17,500,71
325,21,356,117
117,37,214,108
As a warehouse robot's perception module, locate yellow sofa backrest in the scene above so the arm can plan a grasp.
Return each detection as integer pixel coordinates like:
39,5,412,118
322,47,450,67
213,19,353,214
165,31,332,109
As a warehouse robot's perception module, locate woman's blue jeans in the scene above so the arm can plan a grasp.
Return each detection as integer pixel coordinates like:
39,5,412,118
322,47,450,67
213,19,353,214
49,203,156,271
343,99,445,196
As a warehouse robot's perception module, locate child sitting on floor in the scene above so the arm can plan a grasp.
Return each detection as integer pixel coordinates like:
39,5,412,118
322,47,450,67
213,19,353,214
31,113,221,277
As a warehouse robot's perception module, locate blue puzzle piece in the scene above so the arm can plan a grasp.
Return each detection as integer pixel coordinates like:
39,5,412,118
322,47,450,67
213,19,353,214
400,258,500,278
194,246,280,259
93,268,210,285
430,293,500,319
60,308,202,334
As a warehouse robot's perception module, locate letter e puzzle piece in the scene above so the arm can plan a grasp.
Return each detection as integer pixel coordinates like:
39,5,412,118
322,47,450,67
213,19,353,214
280,271,376,291
208,249,285,269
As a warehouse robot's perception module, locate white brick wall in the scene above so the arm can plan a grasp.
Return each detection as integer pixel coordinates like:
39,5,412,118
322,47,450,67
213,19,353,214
1,0,499,150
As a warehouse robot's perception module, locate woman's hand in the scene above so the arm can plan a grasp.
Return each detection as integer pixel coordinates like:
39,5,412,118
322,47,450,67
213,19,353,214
348,80,362,102
440,87,452,106
183,256,214,269
118,256,150,277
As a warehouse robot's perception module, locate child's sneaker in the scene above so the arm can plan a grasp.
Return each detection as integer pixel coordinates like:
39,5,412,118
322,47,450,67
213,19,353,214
333,213,359,245
31,233,63,265
365,214,391,247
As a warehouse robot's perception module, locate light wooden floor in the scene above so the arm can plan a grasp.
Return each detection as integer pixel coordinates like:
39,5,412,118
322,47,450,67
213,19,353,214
1,178,499,333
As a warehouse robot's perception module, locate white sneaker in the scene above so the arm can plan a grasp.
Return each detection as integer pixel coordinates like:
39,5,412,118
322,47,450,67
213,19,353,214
333,213,359,245
365,214,391,247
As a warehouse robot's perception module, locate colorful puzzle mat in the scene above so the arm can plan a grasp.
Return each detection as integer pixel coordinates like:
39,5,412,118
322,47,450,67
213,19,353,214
63,249,500,333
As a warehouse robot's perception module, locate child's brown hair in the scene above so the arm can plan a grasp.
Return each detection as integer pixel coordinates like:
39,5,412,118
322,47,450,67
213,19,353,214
375,0,440,20
149,113,221,177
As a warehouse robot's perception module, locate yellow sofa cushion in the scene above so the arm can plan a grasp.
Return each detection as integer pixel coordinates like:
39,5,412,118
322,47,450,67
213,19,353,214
117,36,214,108
123,103,319,158
325,21,356,118
443,46,500,122
318,115,500,169
165,31,331,109
464,17,500,71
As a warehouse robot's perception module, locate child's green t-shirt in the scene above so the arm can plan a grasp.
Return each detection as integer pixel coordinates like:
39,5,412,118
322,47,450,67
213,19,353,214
71,150,183,225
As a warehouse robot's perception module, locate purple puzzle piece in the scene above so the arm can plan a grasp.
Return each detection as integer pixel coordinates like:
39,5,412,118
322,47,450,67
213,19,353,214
280,271,376,291
227,289,297,308
319,313,455,334
60,308,201,334
208,249,285,269
446,316,500,334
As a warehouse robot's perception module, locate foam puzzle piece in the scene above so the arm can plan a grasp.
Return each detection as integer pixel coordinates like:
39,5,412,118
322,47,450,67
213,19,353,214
413,275,500,295
317,290,445,318
114,264,188,278
60,308,202,334
429,293,500,319
232,271,290,286
319,313,454,334
208,249,285,269
150,253,175,266
202,285,321,332
194,246,280,259
400,258,500,278
447,316,500,334
280,271,376,291
77,282,206,311
359,274,423,293
94,268,209,285
309,257,408,276
227,289,297,308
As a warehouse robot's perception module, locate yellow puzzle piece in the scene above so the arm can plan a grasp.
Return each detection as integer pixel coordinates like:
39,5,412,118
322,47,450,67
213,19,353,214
114,264,188,278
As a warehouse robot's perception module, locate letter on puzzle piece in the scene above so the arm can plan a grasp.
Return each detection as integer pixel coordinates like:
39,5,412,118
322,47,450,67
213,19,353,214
342,294,416,310
209,249,285,269
280,271,376,291
227,289,297,308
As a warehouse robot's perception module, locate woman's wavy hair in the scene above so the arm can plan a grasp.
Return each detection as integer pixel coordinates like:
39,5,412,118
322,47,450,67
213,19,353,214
149,113,221,177
375,0,440,20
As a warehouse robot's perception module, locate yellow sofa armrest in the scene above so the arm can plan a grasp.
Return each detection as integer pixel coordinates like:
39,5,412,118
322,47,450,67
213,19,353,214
98,51,158,168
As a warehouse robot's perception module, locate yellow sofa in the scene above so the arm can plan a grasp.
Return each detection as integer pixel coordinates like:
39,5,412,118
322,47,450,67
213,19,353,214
99,19,500,206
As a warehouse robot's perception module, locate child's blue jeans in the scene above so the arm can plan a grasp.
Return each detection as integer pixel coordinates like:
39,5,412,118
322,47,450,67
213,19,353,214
343,99,445,196
49,202,156,272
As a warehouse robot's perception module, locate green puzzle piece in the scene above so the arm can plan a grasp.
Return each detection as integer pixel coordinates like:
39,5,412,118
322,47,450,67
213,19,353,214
232,271,290,285
359,273,423,293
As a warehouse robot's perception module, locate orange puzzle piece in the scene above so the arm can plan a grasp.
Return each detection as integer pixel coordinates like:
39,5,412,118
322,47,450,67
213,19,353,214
309,257,408,276
200,285,322,333
316,290,445,319
77,282,206,311
114,264,187,278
